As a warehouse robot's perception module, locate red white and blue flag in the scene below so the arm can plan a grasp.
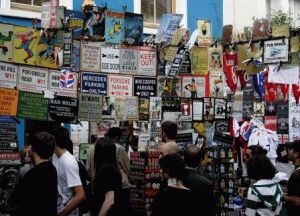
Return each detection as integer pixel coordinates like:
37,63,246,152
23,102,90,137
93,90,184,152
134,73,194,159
59,69,74,89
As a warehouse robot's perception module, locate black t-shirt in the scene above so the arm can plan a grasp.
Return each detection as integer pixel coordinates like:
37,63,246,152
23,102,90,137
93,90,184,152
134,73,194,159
91,164,122,216
13,161,58,216
151,186,197,216
287,165,300,216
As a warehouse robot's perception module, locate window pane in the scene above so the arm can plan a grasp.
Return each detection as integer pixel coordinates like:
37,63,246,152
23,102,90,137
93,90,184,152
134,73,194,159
11,0,32,4
11,0,48,6
33,0,47,6
141,0,155,23
156,0,172,24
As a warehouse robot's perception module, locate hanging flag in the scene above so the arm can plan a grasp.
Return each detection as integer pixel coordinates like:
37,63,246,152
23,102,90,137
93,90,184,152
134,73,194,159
292,84,300,104
59,69,74,89
252,71,265,100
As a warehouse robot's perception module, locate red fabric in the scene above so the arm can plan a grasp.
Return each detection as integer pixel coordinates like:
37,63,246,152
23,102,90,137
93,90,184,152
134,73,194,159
223,53,238,92
236,69,248,89
265,72,277,102
292,84,300,104
279,84,289,101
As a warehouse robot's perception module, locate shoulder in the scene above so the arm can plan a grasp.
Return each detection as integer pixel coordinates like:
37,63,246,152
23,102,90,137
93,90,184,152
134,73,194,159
184,169,213,187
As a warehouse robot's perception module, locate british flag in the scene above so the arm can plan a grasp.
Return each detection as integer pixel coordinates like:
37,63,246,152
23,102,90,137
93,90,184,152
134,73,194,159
59,69,74,89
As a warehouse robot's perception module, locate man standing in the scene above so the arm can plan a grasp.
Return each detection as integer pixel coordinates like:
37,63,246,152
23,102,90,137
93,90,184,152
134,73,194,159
50,126,85,216
10,132,57,216
159,121,179,157
183,145,215,216
284,140,300,216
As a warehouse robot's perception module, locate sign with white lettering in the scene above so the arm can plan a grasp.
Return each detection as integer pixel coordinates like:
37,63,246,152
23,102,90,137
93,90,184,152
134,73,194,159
81,72,107,95
49,70,78,98
18,66,48,93
138,46,156,76
120,45,139,75
81,41,101,72
48,96,78,123
108,75,132,97
78,93,102,122
0,63,18,89
101,43,120,73
133,77,156,97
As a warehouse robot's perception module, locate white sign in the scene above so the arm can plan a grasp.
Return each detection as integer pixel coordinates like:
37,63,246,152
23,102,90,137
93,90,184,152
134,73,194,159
101,43,120,73
49,70,78,98
289,89,300,142
138,46,157,76
268,65,299,85
120,46,139,75
263,39,289,63
41,2,51,28
0,63,18,89
18,66,48,93
108,75,133,97
81,41,101,72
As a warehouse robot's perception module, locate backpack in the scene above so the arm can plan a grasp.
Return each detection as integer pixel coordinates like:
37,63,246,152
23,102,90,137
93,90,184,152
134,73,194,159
77,160,92,214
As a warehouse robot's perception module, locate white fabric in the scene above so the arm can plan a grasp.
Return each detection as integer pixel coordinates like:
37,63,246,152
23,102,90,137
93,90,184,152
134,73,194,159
52,151,82,216
268,65,300,85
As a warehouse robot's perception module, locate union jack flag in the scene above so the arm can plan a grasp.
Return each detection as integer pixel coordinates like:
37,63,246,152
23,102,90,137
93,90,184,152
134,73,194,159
59,69,74,89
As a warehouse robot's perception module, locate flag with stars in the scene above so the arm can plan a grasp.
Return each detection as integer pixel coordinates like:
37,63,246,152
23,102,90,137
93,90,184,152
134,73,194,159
59,69,74,89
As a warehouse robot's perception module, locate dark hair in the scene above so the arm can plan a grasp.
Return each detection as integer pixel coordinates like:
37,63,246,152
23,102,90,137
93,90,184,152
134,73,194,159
161,121,178,140
184,145,203,168
47,125,71,151
246,154,276,180
94,137,117,172
288,140,300,155
159,153,186,180
90,135,98,143
29,132,55,159
276,144,289,163
247,145,267,157
105,127,123,142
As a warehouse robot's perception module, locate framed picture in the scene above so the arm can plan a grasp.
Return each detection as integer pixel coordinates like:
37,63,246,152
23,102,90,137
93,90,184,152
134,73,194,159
263,39,289,64
192,98,203,121
214,98,226,119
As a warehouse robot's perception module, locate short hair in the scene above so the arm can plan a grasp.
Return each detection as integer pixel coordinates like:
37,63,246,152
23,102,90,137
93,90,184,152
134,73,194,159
288,140,300,155
105,127,123,142
47,125,73,153
94,137,117,172
159,153,186,180
161,121,178,140
28,132,55,159
246,154,276,180
247,145,267,157
160,142,179,157
184,145,203,168
276,144,289,163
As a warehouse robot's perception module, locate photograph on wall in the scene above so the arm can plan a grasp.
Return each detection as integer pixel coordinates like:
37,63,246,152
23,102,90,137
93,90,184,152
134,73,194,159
263,39,289,63
120,45,139,74
181,99,193,121
133,77,157,97
203,97,214,121
156,14,183,44
138,98,150,120
208,47,223,72
197,20,212,47
191,47,209,75
182,76,207,98
82,6,106,40
209,73,224,98
102,96,116,120
138,46,157,76
105,10,125,44
214,98,226,119
48,96,78,123
71,40,81,71
124,12,143,45
115,97,126,120
157,76,181,97
0,24,14,62
78,93,102,122
149,97,162,120
101,43,120,73
80,41,101,72
81,72,107,95
18,66,48,93
192,99,203,121
126,96,139,120
108,75,132,97
0,62,18,89
49,70,78,98
0,88,19,116
13,27,39,65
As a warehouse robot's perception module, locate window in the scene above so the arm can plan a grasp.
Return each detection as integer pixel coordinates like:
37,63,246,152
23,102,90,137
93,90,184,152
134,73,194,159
10,0,49,11
11,0,45,6
141,0,175,27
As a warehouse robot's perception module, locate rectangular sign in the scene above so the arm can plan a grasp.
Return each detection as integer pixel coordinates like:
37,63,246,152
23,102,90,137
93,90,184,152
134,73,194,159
133,77,157,97
105,10,125,44
48,96,78,123
63,31,72,68
157,76,181,97
191,47,209,75
263,39,289,63
120,45,139,74
81,41,101,72
0,63,18,89
71,40,81,71
214,98,226,119
0,117,17,150
81,72,107,95
197,20,212,47
108,75,133,97
18,66,48,93
0,88,18,116
182,76,207,98
289,90,300,141
101,43,120,73
49,70,78,98
102,96,116,120
41,2,51,28
78,93,102,122
156,14,183,44
192,99,203,121
138,46,156,76
18,91,48,120
0,24,14,62
126,97,139,120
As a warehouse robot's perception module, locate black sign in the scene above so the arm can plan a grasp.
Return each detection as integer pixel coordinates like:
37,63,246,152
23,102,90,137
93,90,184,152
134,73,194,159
276,100,289,117
178,51,191,74
63,31,72,67
48,96,78,123
133,77,157,97
0,117,17,150
215,120,229,133
277,117,289,134
169,47,187,76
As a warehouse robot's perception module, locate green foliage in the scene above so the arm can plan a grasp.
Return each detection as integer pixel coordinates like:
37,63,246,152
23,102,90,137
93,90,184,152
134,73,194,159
269,10,294,28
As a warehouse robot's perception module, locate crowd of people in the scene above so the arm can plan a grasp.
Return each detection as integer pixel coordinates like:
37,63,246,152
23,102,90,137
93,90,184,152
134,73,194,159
5,121,300,216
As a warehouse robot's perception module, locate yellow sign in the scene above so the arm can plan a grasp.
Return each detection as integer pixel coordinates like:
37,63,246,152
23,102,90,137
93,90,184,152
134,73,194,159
191,47,209,75
0,88,19,116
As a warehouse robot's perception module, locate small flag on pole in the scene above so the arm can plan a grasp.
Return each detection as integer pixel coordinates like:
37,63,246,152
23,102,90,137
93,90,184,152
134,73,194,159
59,69,74,89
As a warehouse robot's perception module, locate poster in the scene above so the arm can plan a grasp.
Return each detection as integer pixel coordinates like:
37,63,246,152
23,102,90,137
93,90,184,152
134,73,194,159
208,47,223,72
197,20,212,47
289,90,300,141
0,88,18,116
155,14,183,44
48,96,78,123
102,96,116,120
71,40,81,71
182,76,207,98
181,99,193,121
81,72,107,95
191,47,209,75
192,99,203,121
105,10,125,44
63,31,72,68
214,98,226,119
126,97,139,120
0,117,17,150
18,91,48,120
268,65,299,85
41,2,51,28
157,76,181,97
78,93,102,122
115,97,126,120
0,24,14,62
178,50,191,75
203,97,214,121
49,70,78,98
164,46,179,62
252,18,270,40
124,12,143,45
163,112,182,122
81,41,101,72
70,122,89,149
13,27,39,65
209,73,224,98
0,63,18,89
277,117,289,134
120,45,139,74
263,39,289,63
82,6,106,40
66,10,84,39
149,97,162,120
133,77,157,97
138,98,150,120
18,66,48,93
108,75,133,97
138,46,156,76
101,43,120,73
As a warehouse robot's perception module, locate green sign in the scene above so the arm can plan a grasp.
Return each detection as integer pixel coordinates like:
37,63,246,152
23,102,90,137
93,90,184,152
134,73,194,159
79,143,92,160
18,91,48,120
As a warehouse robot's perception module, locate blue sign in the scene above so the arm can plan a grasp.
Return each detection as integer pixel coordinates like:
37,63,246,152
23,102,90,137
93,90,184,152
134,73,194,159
81,72,107,95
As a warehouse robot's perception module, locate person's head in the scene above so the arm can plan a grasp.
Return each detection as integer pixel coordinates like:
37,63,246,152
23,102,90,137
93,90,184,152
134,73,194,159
245,145,267,162
28,132,56,163
94,137,117,172
159,142,179,158
287,140,300,164
184,145,204,168
105,127,123,144
246,154,276,180
47,125,73,154
159,153,186,181
276,144,289,163
161,121,177,142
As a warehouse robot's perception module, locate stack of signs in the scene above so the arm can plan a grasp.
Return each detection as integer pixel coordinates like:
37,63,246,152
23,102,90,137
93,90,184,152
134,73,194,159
276,100,289,143
81,72,107,95
101,43,120,73
0,24,14,62
156,14,183,44
0,63,18,89
105,10,125,44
